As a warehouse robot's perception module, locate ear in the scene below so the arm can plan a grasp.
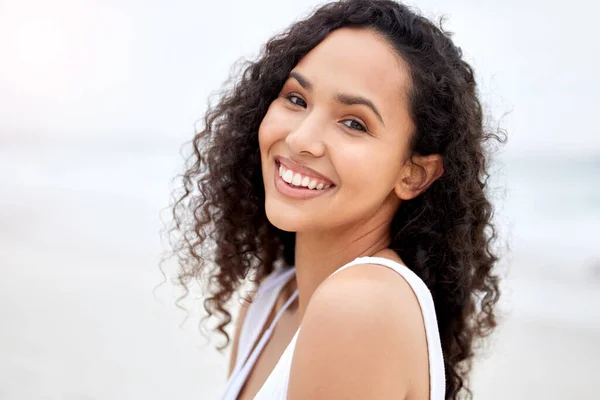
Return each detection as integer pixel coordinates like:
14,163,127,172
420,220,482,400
393,154,444,200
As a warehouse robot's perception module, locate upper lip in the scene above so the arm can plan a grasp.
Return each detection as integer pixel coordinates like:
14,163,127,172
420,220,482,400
275,156,334,185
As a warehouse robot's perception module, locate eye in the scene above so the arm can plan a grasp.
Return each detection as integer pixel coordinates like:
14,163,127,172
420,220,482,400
284,93,368,134
285,94,307,108
342,119,367,133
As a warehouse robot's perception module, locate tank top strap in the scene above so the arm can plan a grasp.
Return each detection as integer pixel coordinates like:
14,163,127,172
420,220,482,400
328,256,446,400
234,267,296,372
222,267,297,400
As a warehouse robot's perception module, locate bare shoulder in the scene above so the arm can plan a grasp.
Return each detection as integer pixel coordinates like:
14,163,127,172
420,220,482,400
288,263,429,400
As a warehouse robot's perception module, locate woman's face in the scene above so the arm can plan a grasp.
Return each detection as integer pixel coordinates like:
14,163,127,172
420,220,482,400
259,27,415,233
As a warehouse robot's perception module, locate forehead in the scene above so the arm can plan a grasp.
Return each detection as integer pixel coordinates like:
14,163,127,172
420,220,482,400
293,27,412,113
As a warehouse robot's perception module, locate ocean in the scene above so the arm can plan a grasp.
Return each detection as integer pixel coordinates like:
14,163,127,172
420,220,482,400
3,140,598,279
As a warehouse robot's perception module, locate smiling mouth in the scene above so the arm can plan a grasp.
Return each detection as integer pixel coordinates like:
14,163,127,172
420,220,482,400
275,160,335,191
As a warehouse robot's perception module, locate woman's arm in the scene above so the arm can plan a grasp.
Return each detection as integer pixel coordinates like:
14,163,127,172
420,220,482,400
287,264,429,399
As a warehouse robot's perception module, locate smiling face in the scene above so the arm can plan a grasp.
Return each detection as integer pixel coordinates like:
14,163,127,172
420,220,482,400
259,27,418,234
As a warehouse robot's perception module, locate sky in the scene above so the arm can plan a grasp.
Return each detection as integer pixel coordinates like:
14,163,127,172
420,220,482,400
0,0,598,156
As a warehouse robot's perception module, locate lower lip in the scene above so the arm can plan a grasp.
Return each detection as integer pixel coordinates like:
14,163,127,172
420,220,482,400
273,163,334,200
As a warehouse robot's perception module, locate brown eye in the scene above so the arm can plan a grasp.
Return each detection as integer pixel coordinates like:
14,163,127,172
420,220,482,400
286,94,307,108
342,119,367,132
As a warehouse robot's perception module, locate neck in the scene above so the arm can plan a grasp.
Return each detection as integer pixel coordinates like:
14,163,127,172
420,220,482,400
292,216,392,323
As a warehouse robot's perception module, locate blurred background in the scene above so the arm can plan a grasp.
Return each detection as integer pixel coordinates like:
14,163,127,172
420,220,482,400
1,0,598,398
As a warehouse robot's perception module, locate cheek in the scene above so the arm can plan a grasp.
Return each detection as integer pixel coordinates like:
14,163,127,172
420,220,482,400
258,103,291,155
335,144,402,195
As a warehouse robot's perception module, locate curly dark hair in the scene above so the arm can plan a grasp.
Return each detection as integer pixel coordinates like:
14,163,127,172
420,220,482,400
168,0,505,398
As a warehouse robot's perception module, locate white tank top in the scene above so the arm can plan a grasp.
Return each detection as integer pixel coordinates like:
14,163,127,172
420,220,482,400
220,256,446,399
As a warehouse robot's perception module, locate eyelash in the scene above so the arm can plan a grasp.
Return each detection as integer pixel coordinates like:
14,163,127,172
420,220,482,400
284,94,368,133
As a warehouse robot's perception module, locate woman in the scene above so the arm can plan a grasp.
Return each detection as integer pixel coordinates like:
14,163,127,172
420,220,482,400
170,0,503,398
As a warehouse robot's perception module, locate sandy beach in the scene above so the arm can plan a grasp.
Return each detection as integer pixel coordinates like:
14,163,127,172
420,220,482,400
1,144,599,399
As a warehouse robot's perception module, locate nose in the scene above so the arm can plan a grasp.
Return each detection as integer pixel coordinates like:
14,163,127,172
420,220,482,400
284,112,326,158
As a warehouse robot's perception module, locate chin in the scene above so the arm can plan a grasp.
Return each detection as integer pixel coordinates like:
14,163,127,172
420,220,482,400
264,198,314,233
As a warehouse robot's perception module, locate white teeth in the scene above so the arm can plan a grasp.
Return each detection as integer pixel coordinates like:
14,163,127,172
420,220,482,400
283,169,294,183
292,173,302,186
278,164,332,190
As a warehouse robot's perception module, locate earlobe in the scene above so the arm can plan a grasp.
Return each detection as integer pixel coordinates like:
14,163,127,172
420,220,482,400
393,154,444,200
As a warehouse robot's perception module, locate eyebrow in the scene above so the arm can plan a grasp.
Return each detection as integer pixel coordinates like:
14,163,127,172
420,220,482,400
288,71,386,127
